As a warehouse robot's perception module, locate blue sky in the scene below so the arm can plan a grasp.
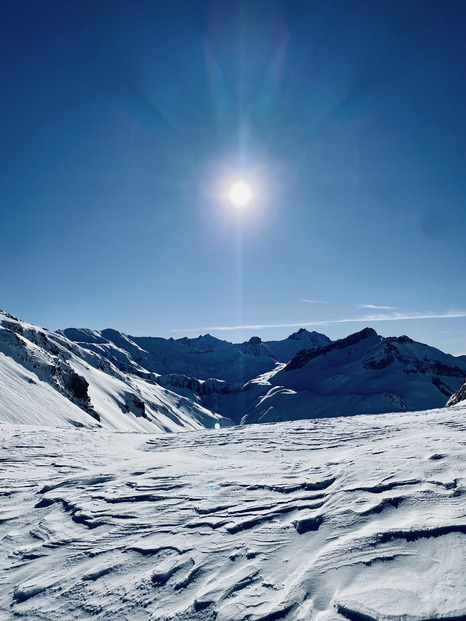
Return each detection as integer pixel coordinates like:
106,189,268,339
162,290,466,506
2,0,466,353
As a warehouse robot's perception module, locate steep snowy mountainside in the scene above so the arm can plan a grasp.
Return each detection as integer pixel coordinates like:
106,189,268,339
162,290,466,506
61,329,276,384
0,311,231,432
0,340,99,429
447,377,466,406
60,323,466,424
58,328,154,377
1,406,465,620
243,327,466,423
60,327,331,424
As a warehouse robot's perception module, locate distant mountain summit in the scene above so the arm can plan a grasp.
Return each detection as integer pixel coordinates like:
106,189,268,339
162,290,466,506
1,310,466,430
60,326,330,383
242,327,466,423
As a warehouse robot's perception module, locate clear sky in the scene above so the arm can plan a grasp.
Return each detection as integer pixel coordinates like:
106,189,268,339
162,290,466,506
2,0,466,354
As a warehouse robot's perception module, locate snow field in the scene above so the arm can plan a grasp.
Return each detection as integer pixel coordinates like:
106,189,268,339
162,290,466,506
1,406,465,620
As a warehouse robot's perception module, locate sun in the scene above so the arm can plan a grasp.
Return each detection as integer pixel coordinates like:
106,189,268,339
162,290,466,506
228,181,252,208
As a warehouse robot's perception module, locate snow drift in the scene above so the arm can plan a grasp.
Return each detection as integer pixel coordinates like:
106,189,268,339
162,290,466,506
1,406,465,619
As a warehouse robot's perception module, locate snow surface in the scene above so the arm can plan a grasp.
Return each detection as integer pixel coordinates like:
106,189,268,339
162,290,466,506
0,351,98,428
1,406,465,620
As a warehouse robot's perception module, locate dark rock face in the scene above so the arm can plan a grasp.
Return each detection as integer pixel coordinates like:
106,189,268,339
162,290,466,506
61,369,100,421
432,377,454,398
340,327,379,344
364,354,395,370
157,374,233,397
286,328,380,372
65,372,89,400
390,335,414,345
285,347,325,371
0,310,20,321
447,379,466,406
124,393,146,418
428,361,465,378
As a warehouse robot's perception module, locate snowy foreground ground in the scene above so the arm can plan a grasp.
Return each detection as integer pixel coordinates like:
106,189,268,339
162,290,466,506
1,407,465,621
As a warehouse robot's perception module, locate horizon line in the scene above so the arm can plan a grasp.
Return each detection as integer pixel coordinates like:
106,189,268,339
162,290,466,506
171,310,466,333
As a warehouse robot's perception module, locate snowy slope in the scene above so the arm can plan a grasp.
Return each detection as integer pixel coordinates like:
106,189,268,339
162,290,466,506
1,406,465,620
0,311,231,432
243,328,466,423
58,327,332,424
0,349,99,428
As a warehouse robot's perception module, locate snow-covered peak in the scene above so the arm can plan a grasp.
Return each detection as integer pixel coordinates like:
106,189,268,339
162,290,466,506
265,329,331,362
0,313,232,432
285,327,381,372
58,327,107,344
287,327,329,342
243,327,466,424
174,333,232,352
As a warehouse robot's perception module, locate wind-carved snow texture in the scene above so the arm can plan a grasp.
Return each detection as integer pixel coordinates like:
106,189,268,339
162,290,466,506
1,407,465,620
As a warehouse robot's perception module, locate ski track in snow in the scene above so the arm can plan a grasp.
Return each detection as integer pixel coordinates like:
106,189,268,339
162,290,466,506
1,407,465,620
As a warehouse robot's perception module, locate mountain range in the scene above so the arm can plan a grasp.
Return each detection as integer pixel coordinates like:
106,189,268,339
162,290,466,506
1,309,466,431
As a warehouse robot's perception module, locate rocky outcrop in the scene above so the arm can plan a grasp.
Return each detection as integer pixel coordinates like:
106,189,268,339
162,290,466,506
446,379,466,406
286,328,380,371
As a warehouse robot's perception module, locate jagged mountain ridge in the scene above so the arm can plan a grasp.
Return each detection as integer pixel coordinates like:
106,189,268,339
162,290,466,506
2,310,466,430
58,327,332,424
243,327,466,423
0,311,231,432
59,326,330,383
61,321,466,425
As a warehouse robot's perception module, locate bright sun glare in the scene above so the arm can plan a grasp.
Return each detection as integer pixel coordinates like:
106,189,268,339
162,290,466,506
228,181,252,208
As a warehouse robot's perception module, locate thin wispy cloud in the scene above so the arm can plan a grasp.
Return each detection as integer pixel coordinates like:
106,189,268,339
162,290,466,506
172,310,466,333
302,299,329,304
360,304,397,310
